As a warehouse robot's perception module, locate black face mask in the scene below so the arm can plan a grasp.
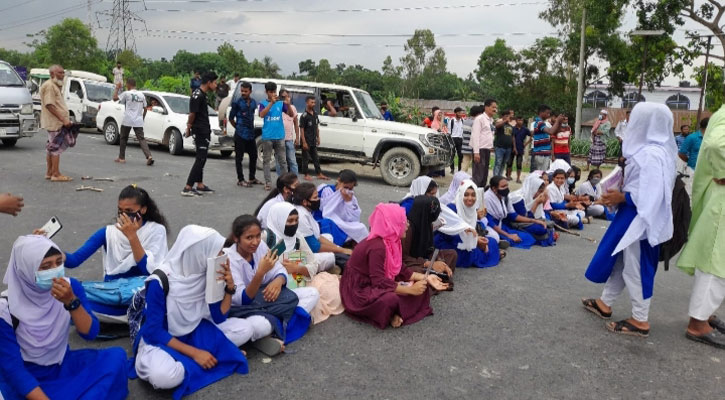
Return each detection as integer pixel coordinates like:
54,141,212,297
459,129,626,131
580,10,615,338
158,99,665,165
497,188,510,198
284,224,299,237
308,199,321,211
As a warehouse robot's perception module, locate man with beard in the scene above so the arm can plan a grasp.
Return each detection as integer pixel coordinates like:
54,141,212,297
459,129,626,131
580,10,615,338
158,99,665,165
40,65,73,182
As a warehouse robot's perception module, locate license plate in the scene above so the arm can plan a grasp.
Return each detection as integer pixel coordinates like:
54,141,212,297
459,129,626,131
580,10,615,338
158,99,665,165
0,128,5,135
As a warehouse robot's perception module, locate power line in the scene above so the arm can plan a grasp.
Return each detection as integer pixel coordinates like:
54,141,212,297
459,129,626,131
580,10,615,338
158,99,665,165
97,0,147,58
0,0,39,13
146,28,555,39
0,1,100,32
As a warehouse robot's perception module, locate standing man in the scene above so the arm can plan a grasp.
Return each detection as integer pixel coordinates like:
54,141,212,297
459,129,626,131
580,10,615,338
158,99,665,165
678,108,725,348
493,109,515,179
512,116,531,183
279,88,299,175
41,65,73,182
215,75,230,110
229,81,260,187
299,95,328,181
531,104,563,172
189,71,202,94
679,118,707,170
113,78,153,165
615,110,630,143
112,61,124,86
448,107,465,173
581,103,677,338
181,72,217,197
675,124,690,150
259,81,294,191
226,73,240,90
381,102,394,121
470,99,497,187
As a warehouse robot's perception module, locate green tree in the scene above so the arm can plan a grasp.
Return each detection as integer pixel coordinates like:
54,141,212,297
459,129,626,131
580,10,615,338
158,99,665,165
30,18,107,73
216,42,249,77
692,63,724,113
475,39,520,105
399,29,448,97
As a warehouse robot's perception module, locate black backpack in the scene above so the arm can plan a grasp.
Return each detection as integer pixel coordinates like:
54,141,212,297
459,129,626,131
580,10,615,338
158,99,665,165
127,270,169,344
659,175,692,270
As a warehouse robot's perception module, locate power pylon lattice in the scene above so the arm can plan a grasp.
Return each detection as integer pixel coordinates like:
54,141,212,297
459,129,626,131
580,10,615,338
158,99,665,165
97,0,147,59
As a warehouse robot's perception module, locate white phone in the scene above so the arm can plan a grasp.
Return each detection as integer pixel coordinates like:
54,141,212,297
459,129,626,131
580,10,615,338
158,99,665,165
40,216,63,239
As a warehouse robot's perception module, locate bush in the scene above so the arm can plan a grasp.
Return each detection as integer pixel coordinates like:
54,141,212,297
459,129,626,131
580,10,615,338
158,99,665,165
605,138,621,158
570,139,590,156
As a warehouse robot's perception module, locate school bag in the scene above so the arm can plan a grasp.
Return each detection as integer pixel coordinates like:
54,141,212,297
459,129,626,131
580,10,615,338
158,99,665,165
127,270,169,345
659,174,692,271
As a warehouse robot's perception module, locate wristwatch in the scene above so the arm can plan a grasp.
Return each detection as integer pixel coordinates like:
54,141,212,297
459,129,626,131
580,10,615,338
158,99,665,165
224,285,237,295
64,297,81,311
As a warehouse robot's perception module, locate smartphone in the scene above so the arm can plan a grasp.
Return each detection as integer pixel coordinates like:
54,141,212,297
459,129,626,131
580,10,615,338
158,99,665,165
40,216,62,239
269,239,286,257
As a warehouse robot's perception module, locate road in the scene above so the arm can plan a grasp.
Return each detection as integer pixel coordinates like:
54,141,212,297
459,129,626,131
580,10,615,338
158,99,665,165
0,132,722,399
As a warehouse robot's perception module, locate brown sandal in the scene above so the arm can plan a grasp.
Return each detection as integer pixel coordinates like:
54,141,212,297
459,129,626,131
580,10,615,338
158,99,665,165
581,298,612,319
50,175,73,182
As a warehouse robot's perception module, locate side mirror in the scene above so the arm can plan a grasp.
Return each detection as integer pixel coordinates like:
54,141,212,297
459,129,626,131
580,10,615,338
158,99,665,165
152,106,165,114
26,80,38,92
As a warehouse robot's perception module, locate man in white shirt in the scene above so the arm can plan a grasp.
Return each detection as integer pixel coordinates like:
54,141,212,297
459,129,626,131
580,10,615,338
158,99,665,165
113,78,153,165
226,73,240,93
615,110,630,142
448,106,465,173
112,62,124,85
471,99,498,187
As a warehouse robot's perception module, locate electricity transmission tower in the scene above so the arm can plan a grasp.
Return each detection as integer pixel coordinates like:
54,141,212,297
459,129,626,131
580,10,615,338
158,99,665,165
97,0,147,59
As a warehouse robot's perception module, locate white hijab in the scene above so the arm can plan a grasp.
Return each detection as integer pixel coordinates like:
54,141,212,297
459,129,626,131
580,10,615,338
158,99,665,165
439,171,471,206
267,202,299,253
522,174,546,219
453,180,480,251
403,176,434,199
615,102,677,253
484,187,513,224
153,225,226,337
547,159,572,175
2,235,70,365
104,221,168,276
296,204,320,238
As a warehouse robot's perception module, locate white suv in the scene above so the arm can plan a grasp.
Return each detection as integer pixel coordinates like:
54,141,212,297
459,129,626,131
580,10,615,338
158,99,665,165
229,79,453,186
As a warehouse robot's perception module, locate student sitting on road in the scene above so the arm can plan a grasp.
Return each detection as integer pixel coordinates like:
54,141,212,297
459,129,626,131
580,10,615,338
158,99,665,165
575,169,612,219
484,176,546,249
0,235,129,400
55,185,168,322
316,169,369,247
402,196,457,282
133,226,248,398
255,173,298,229
439,171,471,206
547,169,587,229
399,176,439,214
293,182,353,261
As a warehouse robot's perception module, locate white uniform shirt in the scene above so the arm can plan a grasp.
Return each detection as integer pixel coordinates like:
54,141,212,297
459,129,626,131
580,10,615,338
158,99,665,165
118,90,146,128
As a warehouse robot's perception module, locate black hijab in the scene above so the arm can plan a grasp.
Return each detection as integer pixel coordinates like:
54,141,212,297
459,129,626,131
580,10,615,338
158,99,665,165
407,195,441,258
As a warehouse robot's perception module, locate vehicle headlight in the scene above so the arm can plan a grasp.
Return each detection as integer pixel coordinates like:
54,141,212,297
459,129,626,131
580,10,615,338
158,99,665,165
418,134,430,147
21,104,33,115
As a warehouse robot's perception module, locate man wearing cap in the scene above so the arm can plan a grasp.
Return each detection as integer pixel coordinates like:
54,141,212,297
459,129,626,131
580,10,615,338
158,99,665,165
587,109,610,171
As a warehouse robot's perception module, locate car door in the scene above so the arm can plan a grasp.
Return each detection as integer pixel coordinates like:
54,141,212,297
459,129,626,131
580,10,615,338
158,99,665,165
318,89,364,155
143,94,165,143
65,79,84,123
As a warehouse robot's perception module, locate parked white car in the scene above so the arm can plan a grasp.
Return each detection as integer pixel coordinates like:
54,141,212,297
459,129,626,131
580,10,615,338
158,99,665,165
0,60,37,147
96,90,234,156
228,78,453,186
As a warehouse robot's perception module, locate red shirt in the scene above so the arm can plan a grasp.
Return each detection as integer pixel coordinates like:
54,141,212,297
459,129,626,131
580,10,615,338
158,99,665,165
553,126,571,154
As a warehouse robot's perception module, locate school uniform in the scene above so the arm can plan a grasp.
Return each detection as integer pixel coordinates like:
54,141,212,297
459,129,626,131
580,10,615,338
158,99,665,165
316,184,369,245
547,182,586,229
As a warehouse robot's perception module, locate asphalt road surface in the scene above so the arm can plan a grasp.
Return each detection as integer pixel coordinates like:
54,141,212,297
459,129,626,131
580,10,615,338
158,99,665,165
0,132,722,399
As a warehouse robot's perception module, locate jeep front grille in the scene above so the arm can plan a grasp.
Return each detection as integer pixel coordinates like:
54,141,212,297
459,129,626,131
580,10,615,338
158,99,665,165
426,132,454,161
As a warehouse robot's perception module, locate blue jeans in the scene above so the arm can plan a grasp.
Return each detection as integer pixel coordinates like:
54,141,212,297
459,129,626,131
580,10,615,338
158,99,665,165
493,147,512,177
277,140,298,176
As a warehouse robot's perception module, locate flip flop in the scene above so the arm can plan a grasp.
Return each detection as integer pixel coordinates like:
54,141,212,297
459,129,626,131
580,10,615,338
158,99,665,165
146,158,154,166
249,179,263,185
709,316,725,334
581,298,612,319
264,183,272,191
606,319,649,338
50,175,73,182
252,336,283,356
686,330,725,349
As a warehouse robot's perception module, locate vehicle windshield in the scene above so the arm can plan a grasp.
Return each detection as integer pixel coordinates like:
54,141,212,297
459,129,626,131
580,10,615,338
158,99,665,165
353,90,383,120
163,95,218,116
0,63,24,87
84,81,114,102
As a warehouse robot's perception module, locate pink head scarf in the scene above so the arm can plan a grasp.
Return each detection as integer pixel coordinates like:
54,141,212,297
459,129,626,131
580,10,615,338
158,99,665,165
431,110,448,133
368,203,408,280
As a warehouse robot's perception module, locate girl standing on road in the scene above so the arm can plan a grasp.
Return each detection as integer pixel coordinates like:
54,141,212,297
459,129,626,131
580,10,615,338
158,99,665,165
0,235,129,400
61,185,169,321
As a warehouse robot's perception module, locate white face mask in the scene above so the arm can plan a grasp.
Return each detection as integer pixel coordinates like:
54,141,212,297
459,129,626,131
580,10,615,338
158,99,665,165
567,177,576,185
35,264,65,291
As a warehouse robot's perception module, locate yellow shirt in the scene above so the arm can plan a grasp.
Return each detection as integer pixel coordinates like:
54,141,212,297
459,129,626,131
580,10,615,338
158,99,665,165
40,80,69,131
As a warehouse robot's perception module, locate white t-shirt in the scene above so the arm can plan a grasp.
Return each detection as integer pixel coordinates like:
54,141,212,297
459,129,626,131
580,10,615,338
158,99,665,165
112,67,124,84
118,90,146,127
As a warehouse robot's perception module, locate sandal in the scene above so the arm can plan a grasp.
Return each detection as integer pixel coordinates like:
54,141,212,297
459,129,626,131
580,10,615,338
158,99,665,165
581,298,612,319
146,158,154,166
264,182,272,191
249,179,263,185
606,319,649,338
499,250,507,260
114,158,126,164
686,330,725,349
709,316,725,334
252,336,283,356
50,175,73,182
237,181,251,188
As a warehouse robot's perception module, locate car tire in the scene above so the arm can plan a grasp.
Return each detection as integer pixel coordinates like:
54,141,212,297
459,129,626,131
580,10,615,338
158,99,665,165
255,137,265,170
220,150,233,158
2,139,17,147
103,120,119,145
379,147,420,187
168,129,184,155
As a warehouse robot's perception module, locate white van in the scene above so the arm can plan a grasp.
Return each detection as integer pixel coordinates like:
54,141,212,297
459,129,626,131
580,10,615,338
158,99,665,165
229,78,453,186
0,60,37,147
27,68,114,129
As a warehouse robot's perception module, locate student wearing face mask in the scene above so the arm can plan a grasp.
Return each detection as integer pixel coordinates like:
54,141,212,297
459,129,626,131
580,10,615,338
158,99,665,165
255,173,299,229
292,183,352,258
316,169,369,247
547,169,588,229
44,185,169,322
0,235,129,400
484,176,544,249
575,169,611,219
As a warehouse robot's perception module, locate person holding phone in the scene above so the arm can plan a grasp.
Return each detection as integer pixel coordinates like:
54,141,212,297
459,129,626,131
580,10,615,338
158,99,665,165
0,235,129,399
259,81,295,191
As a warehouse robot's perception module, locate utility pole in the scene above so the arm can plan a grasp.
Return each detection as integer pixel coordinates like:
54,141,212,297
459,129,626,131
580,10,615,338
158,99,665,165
574,7,586,139
97,0,147,60
696,35,712,126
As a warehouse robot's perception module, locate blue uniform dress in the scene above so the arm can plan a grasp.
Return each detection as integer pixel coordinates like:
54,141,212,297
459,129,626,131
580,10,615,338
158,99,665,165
511,199,556,247
314,184,349,246
584,193,660,299
433,204,500,268
0,279,129,400
400,197,414,215
65,227,150,316
485,210,537,250
136,280,248,400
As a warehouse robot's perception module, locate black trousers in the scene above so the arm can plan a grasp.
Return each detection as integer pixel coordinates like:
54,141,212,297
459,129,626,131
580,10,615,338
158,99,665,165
451,137,463,171
301,145,322,175
472,148,491,188
234,135,257,182
186,132,210,186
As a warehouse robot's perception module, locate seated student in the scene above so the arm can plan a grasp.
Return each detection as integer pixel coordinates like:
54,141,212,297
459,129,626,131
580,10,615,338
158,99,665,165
0,235,129,400
59,185,168,321
224,215,313,356
402,196,457,281
255,173,298,229
292,182,353,258
316,169,369,246
575,169,612,219
519,174,558,244
569,165,582,194
265,202,343,324
484,176,547,249
340,203,448,329
134,226,248,398
547,169,587,229
434,181,502,267
400,176,439,214
439,171,471,206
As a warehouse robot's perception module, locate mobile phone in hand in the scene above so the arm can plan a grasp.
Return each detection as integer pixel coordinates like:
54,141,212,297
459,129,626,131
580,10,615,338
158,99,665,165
40,216,63,239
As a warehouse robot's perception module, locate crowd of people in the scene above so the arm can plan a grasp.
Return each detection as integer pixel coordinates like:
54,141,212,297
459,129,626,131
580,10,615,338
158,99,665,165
1,61,724,398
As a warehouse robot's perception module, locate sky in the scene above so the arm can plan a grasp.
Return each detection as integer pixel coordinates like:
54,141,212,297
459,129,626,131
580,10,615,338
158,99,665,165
0,0,716,86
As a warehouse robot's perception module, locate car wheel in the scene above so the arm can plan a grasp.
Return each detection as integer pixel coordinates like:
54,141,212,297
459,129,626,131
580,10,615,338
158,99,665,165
2,139,17,147
379,147,420,187
220,150,233,158
255,137,265,170
103,120,119,145
168,129,184,155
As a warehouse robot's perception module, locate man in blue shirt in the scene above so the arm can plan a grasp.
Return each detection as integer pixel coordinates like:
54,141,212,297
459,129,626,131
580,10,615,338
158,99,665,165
189,71,201,94
259,81,295,190
381,102,394,121
679,117,708,170
675,124,690,150
229,81,259,187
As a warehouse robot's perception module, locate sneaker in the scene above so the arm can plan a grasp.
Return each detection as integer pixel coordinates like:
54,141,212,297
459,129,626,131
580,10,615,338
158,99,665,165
196,185,215,194
181,188,201,197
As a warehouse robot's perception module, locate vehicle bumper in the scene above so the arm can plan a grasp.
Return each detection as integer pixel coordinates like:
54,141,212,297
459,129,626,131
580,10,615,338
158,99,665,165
420,133,454,166
210,131,235,150
0,113,38,139
81,109,98,127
